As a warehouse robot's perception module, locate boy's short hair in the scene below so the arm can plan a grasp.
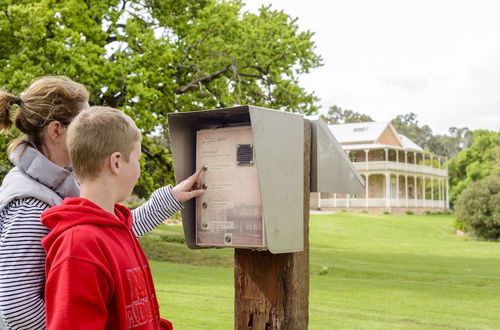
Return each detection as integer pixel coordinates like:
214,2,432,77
67,106,141,180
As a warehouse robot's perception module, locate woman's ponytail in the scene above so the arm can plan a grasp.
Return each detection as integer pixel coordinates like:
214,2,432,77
0,90,19,131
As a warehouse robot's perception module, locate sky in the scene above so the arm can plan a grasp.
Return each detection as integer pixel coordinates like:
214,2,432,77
243,0,500,134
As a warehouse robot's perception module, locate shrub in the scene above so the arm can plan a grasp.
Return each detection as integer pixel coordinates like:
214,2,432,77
452,219,467,232
455,174,500,240
406,210,414,215
383,211,390,215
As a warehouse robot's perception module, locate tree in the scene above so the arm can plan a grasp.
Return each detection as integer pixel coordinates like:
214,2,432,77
454,174,500,240
0,0,322,196
321,105,374,124
448,130,500,206
392,113,473,158
428,127,473,158
391,112,434,150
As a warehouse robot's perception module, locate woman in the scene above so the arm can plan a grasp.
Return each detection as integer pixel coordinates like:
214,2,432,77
0,76,202,329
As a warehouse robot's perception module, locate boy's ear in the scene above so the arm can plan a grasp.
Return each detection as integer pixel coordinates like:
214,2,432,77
109,152,122,174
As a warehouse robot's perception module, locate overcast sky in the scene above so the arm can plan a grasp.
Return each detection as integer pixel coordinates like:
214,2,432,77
244,0,500,134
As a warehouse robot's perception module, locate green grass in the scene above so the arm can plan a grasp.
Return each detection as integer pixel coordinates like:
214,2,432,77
143,213,500,329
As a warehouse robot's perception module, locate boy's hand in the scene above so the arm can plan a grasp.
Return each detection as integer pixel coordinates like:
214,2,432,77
171,166,206,203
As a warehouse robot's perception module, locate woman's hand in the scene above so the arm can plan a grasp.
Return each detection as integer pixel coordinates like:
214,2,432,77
170,166,206,203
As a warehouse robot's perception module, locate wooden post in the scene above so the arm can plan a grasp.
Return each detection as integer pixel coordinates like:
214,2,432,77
234,121,311,329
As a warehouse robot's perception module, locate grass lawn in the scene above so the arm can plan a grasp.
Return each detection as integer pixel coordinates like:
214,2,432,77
142,213,500,329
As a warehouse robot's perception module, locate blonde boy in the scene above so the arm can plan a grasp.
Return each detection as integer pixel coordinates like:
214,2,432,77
41,106,203,329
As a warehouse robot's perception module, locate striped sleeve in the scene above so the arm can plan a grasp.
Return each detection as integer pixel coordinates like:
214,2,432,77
131,185,183,238
0,198,50,330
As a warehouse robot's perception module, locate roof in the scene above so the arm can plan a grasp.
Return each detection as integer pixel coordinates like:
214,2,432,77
328,121,423,151
328,122,389,144
398,134,423,151
329,121,391,144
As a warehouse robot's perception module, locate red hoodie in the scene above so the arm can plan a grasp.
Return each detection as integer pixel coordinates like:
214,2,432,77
41,198,173,330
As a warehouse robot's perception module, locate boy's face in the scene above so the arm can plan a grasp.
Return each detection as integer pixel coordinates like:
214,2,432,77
116,140,142,202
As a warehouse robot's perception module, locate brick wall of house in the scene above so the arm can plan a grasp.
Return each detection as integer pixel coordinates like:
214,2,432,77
369,174,384,198
368,150,385,161
356,174,384,198
377,126,402,147
348,150,365,162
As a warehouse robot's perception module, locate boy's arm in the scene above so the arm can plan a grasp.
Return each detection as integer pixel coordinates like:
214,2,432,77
131,167,205,237
131,185,183,237
45,257,111,330
0,199,49,330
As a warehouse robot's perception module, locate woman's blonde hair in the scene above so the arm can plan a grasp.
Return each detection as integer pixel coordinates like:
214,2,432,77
0,76,89,154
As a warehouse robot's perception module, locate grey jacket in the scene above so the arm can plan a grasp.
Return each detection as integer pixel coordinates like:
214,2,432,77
0,145,79,330
0,145,79,212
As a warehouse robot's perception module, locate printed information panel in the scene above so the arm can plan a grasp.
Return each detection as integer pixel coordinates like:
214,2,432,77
196,126,265,248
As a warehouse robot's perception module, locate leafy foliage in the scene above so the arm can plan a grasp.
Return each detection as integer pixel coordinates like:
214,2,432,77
321,105,374,124
454,174,500,240
391,113,474,158
448,130,500,206
0,0,322,196
429,127,473,158
391,113,434,150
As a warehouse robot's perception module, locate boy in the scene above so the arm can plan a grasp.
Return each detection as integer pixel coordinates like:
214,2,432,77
41,106,203,329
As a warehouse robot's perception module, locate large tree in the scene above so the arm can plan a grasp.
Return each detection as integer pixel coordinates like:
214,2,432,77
0,0,322,196
391,112,473,158
391,112,434,150
321,105,374,124
448,130,500,206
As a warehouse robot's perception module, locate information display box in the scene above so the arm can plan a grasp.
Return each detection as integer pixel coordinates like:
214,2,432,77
168,106,364,253
195,126,265,248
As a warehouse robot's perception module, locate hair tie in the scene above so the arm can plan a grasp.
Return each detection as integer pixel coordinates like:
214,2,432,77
14,97,22,106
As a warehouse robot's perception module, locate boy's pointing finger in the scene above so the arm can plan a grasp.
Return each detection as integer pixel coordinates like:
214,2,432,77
188,165,206,184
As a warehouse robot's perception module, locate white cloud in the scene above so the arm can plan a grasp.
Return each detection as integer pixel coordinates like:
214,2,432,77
244,0,500,134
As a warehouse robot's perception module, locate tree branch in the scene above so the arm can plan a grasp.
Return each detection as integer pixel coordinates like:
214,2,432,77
175,65,230,94
177,30,215,69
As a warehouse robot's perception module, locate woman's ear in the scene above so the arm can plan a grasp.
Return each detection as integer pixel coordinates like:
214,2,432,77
109,152,122,175
46,121,65,141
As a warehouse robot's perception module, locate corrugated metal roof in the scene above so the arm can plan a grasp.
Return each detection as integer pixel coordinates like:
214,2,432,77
398,134,423,151
328,121,423,151
329,121,390,143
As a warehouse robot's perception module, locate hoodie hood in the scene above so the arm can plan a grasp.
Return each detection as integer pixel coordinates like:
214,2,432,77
42,198,132,250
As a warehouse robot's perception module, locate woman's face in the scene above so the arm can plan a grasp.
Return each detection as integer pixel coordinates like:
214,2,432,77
48,101,91,168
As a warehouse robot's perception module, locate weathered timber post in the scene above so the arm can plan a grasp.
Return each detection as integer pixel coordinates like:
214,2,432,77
234,121,311,329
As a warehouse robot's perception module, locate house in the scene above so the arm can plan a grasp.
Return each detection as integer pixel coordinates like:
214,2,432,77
310,121,449,214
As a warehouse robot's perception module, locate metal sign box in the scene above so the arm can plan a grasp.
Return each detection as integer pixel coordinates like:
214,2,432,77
168,106,305,254
309,117,365,194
